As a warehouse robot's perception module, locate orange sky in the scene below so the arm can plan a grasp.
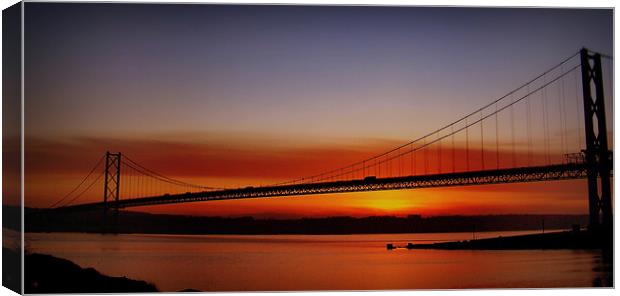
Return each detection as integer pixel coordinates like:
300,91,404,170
135,181,590,218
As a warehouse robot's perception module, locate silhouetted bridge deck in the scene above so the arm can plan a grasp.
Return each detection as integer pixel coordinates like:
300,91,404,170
56,163,590,211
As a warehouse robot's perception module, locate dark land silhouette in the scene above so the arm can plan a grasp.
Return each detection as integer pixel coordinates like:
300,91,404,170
408,228,612,250
1,248,159,293
2,248,20,293
23,206,588,234
3,205,20,231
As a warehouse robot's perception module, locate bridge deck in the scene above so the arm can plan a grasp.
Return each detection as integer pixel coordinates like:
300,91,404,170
55,163,590,211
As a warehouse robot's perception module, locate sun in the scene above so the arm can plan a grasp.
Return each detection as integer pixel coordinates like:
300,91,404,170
360,191,419,213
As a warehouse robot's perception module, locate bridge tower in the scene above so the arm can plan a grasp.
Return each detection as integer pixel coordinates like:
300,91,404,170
103,151,121,232
579,48,612,231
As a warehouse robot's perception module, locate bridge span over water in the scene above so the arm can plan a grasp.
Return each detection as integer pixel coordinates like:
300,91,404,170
50,48,613,230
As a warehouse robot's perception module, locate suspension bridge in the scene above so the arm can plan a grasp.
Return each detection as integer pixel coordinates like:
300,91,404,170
49,48,613,230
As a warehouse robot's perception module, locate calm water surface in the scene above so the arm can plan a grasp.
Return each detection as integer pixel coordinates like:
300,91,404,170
25,231,610,291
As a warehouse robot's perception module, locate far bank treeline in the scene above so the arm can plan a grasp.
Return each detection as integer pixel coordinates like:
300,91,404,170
20,207,588,234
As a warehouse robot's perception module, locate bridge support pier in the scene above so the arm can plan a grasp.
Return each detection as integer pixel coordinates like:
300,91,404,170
580,48,612,232
102,151,121,233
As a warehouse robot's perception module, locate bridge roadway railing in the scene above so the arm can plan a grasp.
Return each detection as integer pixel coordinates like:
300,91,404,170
55,162,590,211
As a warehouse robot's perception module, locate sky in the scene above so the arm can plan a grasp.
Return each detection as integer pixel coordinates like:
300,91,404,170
21,4,613,217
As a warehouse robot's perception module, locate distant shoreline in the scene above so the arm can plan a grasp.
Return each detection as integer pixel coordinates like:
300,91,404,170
24,207,589,235
24,228,568,236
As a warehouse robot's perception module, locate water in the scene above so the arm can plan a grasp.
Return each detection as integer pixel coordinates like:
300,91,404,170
25,231,610,291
